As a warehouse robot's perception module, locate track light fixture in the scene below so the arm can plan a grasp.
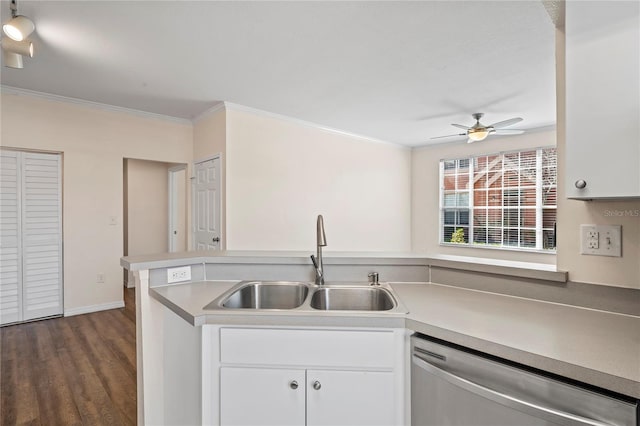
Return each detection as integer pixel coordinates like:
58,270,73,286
4,15,34,41
2,49,23,68
1,0,35,68
2,38,33,57
3,0,34,41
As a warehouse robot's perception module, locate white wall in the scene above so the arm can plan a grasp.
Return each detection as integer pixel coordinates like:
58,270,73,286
0,92,193,312
411,129,557,264
225,108,412,251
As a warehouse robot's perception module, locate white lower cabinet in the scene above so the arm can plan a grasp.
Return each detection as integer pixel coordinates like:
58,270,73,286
220,367,395,426
211,326,407,426
306,369,395,426
220,367,306,426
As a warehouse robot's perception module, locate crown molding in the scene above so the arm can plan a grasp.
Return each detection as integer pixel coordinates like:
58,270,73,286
0,85,192,125
223,101,405,148
191,101,226,123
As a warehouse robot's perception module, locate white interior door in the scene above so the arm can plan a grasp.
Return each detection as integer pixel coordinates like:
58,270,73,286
193,157,221,250
21,152,63,321
0,150,63,325
0,151,23,324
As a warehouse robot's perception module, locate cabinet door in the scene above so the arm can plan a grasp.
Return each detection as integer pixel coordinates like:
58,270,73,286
565,1,640,198
306,369,395,426
220,367,305,426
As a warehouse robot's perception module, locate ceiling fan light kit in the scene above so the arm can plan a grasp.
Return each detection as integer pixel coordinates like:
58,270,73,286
1,0,35,69
431,112,524,144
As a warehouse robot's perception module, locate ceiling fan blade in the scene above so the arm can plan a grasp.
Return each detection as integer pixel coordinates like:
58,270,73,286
430,133,467,140
451,123,470,130
494,129,525,135
489,117,523,128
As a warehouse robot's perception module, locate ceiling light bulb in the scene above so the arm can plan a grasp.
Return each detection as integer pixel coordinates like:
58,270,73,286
2,49,23,68
3,15,35,41
2,37,33,57
468,129,490,142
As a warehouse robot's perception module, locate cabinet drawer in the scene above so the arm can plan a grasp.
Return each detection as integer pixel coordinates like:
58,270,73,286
220,327,396,369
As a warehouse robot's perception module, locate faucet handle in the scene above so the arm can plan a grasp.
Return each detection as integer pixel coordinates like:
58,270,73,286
368,272,380,286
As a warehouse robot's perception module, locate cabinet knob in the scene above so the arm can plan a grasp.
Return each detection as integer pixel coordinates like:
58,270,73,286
289,380,298,390
575,179,587,189
312,380,321,390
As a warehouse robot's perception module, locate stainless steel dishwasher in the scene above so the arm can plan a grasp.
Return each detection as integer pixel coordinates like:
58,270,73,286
411,334,638,426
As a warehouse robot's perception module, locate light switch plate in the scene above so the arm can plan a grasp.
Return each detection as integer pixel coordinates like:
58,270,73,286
580,225,622,257
167,266,192,283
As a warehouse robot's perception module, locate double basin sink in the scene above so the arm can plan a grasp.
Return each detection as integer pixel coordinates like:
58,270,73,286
203,280,405,313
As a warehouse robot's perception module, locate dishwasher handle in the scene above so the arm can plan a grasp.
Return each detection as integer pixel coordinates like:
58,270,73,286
413,354,612,426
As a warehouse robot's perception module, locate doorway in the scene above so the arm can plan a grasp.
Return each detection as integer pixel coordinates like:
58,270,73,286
123,159,187,287
168,165,187,252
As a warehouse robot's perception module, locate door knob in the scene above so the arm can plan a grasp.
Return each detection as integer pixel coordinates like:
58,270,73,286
289,380,298,390
212,237,220,243
312,380,321,390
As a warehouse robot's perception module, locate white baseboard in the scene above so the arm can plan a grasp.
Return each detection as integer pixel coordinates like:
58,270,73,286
64,301,125,317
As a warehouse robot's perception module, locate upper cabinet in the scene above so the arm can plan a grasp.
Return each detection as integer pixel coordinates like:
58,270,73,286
565,1,640,199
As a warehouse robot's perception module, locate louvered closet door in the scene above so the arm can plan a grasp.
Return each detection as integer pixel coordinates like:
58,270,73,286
21,152,63,321
0,150,62,325
0,151,23,324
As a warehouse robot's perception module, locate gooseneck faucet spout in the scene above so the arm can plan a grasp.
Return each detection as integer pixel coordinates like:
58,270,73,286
311,214,327,285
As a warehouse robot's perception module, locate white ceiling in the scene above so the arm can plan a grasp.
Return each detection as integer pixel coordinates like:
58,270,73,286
0,1,557,147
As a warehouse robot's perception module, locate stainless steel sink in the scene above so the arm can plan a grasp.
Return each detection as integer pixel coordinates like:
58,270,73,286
310,286,396,311
204,281,310,310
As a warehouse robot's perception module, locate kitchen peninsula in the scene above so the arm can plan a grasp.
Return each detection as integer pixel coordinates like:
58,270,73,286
121,251,640,426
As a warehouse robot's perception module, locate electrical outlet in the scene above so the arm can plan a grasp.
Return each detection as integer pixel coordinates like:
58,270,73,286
167,266,191,284
580,225,621,257
587,231,599,249
97,273,105,283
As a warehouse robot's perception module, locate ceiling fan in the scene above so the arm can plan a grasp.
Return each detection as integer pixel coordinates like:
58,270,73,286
432,113,524,143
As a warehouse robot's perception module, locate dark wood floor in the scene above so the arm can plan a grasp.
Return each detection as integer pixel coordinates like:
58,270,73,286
1,288,137,426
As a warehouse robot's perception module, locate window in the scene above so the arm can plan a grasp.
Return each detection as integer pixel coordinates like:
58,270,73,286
440,147,557,251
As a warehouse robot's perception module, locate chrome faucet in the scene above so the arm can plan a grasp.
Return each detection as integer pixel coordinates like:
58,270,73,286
310,215,327,285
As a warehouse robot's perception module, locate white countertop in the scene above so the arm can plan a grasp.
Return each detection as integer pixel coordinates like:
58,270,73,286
395,283,640,399
151,280,640,399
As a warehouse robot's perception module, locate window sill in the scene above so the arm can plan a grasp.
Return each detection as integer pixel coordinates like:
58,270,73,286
439,242,557,255
427,252,566,283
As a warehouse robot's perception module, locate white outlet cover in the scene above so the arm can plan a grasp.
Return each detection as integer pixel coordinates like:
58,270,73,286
580,224,622,257
167,266,192,283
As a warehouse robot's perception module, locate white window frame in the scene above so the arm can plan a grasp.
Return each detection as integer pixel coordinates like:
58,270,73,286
439,146,557,253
